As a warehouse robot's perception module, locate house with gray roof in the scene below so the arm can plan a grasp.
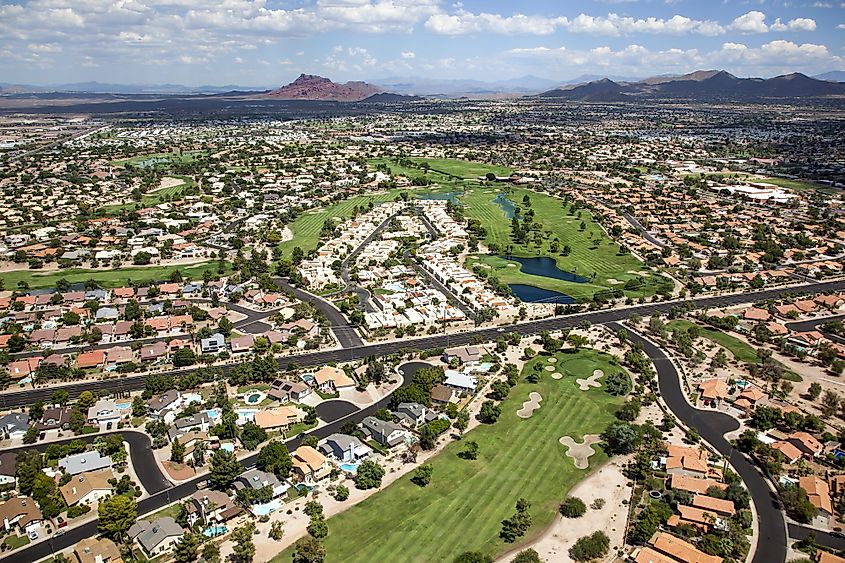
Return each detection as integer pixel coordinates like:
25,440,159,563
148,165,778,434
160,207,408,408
95,307,119,321
0,413,29,440
147,390,182,423
395,403,436,429
58,451,112,476
318,433,372,463
233,469,288,500
361,416,408,448
168,412,212,442
200,333,225,355
129,517,183,557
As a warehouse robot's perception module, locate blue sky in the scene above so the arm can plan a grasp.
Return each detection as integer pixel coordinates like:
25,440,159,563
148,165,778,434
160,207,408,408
0,0,843,86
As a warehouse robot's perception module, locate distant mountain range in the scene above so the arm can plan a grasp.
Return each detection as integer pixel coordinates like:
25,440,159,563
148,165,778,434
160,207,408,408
539,70,845,101
2,69,843,102
261,74,381,102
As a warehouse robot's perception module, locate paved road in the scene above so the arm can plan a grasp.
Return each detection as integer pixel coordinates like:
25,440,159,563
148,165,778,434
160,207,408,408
274,277,365,348
620,210,668,248
9,299,276,360
3,279,844,410
8,429,170,495
612,323,788,563
1,361,427,563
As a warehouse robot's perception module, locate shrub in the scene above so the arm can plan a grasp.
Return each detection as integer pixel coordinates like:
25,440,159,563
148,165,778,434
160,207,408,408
560,496,587,518
67,504,91,519
569,531,610,562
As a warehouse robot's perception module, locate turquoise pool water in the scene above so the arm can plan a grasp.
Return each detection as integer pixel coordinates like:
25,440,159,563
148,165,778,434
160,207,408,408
203,525,227,537
340,462,359,473
252,499,283,516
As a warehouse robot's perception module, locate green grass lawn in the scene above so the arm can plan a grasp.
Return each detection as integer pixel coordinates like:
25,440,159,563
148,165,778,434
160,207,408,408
145,502,184,522
276,349,625,562
2,534,30,550
277,191,405,258
109,151,204,168
461,186,667,301
370,158,511,182
748,176,839,195
667,319,802,381
97,176,197,215
0,261,231,290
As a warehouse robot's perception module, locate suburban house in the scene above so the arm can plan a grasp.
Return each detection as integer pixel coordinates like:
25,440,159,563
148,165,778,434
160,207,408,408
312,366,356,393
394,403,435,428
361,416,407,448
442,346,482,365
58,451,112,475
431,384,456,404
318,433,372,463
291,446,332,484
0,452,17,486
140,341,168,362
636,532,723,563
669,474,727,496
268,379,311,402
800,475,833,527
186,490,241,527
664,445,713,479
74,537,123,563
200,333,226,355
129,517,184,558
444,370,478,393
60,470,113,506
254,406,305,432
87,399,130,427
230,334,255,354
0,496,42,536
169,413,212,442
234,469,290,501
147,390,183,422
787,431,824,459
0,413,29,440
36,407,72,431
698,379,729,408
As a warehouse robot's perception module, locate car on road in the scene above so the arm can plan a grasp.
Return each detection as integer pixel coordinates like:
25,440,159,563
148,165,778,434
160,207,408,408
831,530,845,539
196,480,209,490
54,529,65,537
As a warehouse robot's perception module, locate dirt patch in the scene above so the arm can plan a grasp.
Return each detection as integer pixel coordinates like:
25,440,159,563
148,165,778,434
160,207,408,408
576,369,604,391
517,392,543,419
559,434,601,469
163,461,195,481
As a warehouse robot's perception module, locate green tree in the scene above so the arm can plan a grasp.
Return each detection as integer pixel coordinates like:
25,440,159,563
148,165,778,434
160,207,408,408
808,382,822,401
239,422,267,450
334,485,349,501
479,401,501,424
292,536,325,563
51,389,69,406
173,532,200,563
512,549,541,563
209,449,242,490
354,460,385,490
76,390,97,410
232,522,256,563
412,464,433,487
560,496,587,518
98,494,138,542
569,531,610,562
459,441,479,460
256,441,292,478
781,485,818,524
202,541,220,563
170,437,185,463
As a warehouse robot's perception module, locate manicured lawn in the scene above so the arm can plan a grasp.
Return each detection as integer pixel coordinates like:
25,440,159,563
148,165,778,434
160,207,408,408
0,261,231,290
667,320,759,363
748,176,839,195
97,176,197,215
277,191,405,258
145,501,184,522
283,420,318,439
276,349,625,562
405,158,512,180
370,158,511,182
461,186,668,301
667,320,802,381
109,151,205,168
2,534,30,550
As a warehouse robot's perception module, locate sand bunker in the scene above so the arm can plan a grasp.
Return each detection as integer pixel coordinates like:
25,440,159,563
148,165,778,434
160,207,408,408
547,358,557,363
606,278,621,285
517,392,543,418
576,369,604,391
559,434,602,469
544,365,556,372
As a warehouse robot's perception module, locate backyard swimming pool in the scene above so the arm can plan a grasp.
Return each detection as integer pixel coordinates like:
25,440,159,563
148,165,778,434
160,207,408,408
340,462,359,473
203,525,227,537
243,390,266,405
236,409,257,424
252,499,283,516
